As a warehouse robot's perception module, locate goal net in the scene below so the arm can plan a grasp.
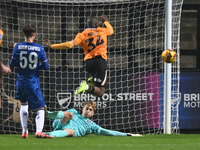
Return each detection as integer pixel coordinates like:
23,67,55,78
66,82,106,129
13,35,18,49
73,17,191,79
0,0,183,134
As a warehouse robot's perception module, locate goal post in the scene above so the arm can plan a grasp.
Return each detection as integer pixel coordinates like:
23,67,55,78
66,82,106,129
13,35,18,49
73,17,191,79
164,0,172,134
0,0,183,134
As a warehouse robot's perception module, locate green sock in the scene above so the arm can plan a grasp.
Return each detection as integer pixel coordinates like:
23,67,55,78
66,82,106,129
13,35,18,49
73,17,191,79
46,130,68,137
47,111,64,119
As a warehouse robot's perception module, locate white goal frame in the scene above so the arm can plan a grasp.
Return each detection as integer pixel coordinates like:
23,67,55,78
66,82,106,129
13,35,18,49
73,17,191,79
0,0,183,134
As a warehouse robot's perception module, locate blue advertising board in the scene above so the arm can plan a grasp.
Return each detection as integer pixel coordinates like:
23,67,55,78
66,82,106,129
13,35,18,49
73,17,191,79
179,72,200,129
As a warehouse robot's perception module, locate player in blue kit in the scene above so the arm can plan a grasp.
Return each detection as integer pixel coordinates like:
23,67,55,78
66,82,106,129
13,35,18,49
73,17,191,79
45,101,143,137
10,24,53,139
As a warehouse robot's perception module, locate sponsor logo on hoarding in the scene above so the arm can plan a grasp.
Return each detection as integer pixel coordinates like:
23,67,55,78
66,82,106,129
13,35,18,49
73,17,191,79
57,92,154,109
184,93,200,108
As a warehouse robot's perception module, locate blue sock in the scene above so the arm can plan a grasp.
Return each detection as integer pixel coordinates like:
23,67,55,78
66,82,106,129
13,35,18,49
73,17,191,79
47,111,64,119
46,130,68,137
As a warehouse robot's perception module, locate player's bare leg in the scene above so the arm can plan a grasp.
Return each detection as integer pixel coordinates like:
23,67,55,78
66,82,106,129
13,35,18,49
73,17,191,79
93,87,105,97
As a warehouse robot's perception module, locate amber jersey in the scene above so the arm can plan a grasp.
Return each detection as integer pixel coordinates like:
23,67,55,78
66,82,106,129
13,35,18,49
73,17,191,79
0,29,4,47
72,25,113,61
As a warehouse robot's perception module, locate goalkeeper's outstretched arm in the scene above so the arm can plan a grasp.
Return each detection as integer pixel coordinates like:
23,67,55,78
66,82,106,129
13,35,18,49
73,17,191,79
98,127,143,137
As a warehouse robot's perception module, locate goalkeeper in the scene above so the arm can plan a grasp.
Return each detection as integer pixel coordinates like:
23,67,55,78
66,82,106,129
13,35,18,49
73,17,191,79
43,15,113,97
45,101,143,137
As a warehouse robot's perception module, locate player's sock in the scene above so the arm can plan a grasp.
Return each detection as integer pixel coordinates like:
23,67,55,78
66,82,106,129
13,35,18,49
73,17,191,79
35,109,44,133
86,85,89,90
46,130,68,137
20,105,29,133
87,85,95,94
47,111,64,119
87,77,96,96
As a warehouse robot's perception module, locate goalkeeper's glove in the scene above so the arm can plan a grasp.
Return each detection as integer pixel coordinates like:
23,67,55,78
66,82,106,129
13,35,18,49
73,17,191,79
127,133,143,137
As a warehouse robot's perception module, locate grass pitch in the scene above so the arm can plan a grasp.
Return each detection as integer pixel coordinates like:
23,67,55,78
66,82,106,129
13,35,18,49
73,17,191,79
0,134,200,150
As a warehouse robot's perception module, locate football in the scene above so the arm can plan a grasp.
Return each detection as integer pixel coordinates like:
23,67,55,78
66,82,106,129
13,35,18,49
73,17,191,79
161,49,177,63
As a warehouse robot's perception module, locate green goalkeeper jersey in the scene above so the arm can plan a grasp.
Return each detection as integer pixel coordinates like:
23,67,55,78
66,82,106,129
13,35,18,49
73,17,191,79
52,109,101,137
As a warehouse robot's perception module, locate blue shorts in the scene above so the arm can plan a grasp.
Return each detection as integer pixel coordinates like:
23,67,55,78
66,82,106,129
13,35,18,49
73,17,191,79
52,119,80,137
15,78,45,110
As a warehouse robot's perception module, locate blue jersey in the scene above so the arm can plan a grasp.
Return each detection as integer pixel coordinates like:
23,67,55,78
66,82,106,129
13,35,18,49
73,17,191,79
52,109,101,137
10,42,49,79
10,42,49,110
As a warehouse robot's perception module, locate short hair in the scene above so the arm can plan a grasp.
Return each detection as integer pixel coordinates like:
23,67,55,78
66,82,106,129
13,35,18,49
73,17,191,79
23,24,36,38
83,101,96,111
87,17,98,28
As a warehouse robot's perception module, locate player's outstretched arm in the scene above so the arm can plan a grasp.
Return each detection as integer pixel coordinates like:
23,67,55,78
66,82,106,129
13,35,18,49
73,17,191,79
101,14,108,22
99,128,142,137
43,39,52,48
43,39,74,50
101,15,114,34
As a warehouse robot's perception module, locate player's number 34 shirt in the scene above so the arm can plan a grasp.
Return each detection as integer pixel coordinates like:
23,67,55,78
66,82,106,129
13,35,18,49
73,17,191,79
72,26,112,61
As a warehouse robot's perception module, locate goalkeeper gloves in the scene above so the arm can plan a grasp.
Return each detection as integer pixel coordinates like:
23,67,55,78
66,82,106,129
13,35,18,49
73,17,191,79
127,133,143,137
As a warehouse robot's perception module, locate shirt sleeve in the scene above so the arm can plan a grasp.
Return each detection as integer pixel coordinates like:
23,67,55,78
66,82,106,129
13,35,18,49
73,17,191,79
103,21,114,36
9,45,19,68
51,41,74,49
39,47,49,70
98,127,127,136
91,122,102,135
40,47,48,63
39,62,49,70
72,33,84,46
